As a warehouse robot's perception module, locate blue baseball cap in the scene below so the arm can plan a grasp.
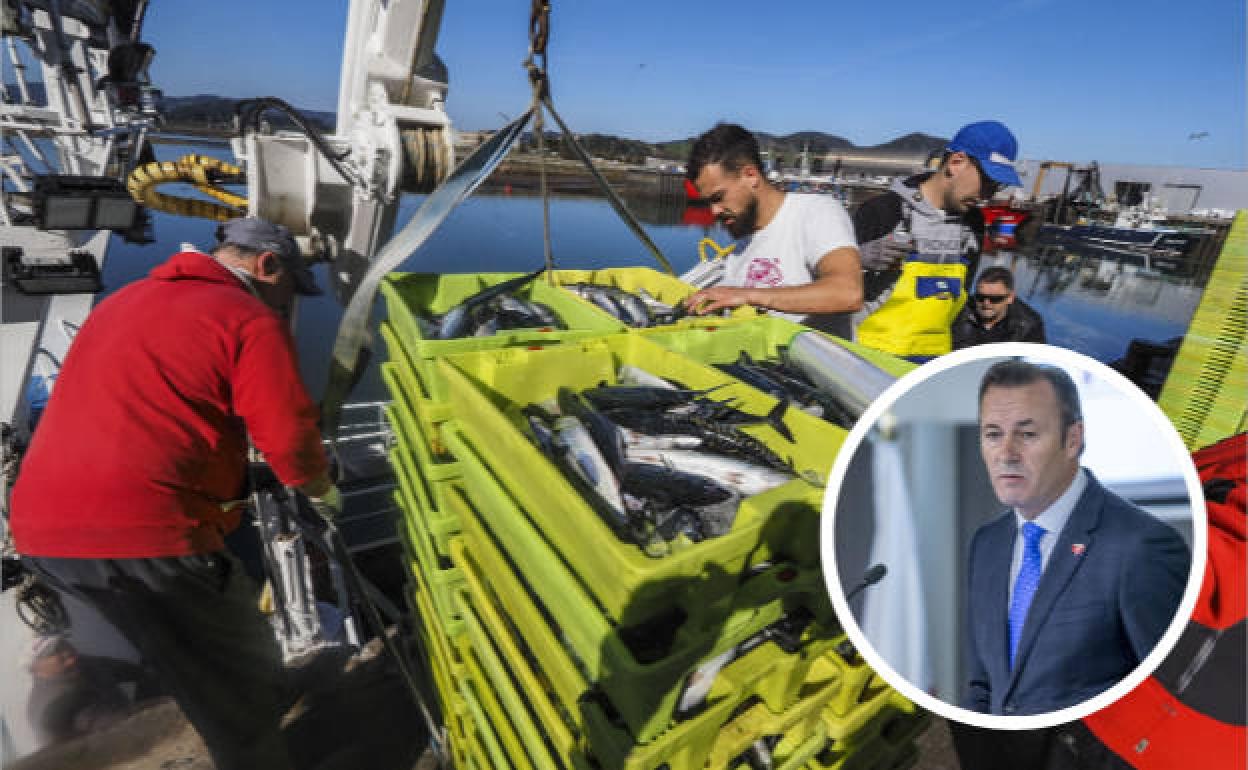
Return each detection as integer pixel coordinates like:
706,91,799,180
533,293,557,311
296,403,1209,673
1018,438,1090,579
216,217,322,295
946,121,1021,188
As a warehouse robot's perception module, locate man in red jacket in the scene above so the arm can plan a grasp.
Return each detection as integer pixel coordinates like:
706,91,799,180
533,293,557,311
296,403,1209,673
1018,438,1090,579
10,217,337,769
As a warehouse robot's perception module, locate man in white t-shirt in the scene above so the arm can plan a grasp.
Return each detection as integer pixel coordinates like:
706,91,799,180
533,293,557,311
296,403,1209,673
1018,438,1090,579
684,123,863,335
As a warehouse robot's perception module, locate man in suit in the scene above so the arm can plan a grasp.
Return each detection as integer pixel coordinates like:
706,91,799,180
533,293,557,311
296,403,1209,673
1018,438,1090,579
962,359,1190,716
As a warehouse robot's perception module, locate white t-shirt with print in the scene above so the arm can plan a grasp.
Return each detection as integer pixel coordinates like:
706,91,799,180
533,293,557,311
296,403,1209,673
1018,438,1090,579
721,192,857,328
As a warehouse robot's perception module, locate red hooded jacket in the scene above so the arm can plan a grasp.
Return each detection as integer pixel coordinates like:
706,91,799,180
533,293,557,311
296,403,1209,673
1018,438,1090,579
11,251,327,557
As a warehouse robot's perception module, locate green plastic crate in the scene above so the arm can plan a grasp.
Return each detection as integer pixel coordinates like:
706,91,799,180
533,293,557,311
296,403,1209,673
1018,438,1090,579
640,315,915,380
454,586,589,770
823,690,929,749
383,362,464,553
396,502,465,640
703,690,834,770
380,321,466,460
445,459,839,746
437,333,844,631
447,487,590,731
381,271,627,402
457,639,540,770
404,542,464,728
391,450,467,637
453,530,850,770
456,678,511,770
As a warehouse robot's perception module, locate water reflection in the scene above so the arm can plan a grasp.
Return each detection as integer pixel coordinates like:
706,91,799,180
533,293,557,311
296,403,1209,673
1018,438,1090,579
986,243,1206,364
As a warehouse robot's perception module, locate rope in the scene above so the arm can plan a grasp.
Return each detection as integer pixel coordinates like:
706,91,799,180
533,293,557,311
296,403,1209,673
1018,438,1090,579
525,0,555,278
542,95,676,275
521,0,673,275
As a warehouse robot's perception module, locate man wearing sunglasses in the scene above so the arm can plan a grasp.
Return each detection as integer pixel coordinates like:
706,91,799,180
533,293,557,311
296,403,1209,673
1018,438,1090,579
853,121,1021,360
953,265,1046,349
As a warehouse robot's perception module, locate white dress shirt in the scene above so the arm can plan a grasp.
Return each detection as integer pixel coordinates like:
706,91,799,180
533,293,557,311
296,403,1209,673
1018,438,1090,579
1007,468,1088,605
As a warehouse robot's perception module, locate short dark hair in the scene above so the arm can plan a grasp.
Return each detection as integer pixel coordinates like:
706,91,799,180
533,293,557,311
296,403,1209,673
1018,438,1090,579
979,359,1084,449
976,266,1015,291
686,123,763,182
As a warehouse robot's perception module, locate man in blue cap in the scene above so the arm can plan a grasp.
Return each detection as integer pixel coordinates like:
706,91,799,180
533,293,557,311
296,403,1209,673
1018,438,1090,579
852,120,1023,360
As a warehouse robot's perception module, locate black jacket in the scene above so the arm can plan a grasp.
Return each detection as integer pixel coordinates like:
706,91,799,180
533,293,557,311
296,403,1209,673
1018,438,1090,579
952,296,1046,349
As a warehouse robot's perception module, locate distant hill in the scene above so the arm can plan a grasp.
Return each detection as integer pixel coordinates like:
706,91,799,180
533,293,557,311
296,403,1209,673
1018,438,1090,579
872,132,948,155
652,130,947,167
5,87,946,163
159,94,336,133
510,128,947,167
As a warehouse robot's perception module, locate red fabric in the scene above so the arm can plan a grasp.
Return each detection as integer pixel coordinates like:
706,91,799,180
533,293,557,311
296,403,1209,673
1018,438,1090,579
1083,433,1246,769
11,251,327,558
1193,433,1246,630
1084,676,1244,770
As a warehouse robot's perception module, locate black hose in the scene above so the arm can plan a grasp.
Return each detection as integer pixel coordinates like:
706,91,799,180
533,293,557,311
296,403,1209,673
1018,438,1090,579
234,97,359,186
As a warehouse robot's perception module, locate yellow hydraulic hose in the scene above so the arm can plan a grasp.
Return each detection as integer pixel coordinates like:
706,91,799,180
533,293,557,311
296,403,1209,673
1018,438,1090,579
126,154,248,222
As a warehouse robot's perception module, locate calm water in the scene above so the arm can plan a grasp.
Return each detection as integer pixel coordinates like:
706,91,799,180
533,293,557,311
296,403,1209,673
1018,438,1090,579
101,143,1207,403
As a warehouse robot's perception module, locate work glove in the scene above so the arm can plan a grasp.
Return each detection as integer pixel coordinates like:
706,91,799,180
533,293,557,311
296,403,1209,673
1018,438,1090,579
308,484,343,522
859,231,913,271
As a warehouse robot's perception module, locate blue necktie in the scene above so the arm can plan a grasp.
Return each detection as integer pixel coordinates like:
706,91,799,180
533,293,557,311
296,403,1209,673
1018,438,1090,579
1008,521,1046,670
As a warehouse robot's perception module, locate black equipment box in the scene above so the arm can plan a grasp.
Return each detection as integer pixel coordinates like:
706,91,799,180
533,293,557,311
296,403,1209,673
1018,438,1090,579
3,246,103,294
32,175,140,232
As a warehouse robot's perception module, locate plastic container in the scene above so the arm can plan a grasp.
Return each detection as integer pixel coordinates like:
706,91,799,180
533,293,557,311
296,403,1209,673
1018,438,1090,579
381,271,627,402
383,361,464,557
445,465,839,746
453,585,591,770
453,524,856,770
392,447,467,637
438,333,842,631
639,315,915,381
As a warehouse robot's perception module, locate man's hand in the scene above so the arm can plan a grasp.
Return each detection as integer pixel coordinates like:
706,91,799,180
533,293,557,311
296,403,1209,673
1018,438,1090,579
859,232,913,271
307,485,342,522
684,286,754,315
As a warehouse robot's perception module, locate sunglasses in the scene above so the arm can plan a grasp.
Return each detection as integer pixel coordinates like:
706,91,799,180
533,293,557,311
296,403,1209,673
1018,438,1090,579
974,293,1010,304
968,156,1003,199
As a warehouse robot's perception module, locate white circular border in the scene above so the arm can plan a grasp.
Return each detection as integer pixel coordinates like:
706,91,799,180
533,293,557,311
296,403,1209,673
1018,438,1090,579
820,342,1209,730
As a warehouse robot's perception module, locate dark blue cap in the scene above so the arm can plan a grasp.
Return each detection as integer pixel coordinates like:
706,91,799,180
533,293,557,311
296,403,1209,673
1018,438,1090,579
216,217,321,295
946,121,1021,188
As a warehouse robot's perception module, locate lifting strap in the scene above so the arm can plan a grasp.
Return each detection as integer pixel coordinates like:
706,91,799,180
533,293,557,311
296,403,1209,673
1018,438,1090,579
321,0,674,441
319,109,534,443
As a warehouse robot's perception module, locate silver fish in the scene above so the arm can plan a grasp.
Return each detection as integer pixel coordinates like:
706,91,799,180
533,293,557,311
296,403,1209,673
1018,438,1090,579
616,365,677,390
622,448,792,497
553,415,629,531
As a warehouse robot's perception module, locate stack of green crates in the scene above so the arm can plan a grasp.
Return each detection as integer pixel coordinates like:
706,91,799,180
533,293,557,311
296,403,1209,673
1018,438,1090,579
380,269,927,769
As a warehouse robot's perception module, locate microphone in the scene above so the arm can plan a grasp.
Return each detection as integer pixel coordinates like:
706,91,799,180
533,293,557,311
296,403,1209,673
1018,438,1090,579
845,563,888,603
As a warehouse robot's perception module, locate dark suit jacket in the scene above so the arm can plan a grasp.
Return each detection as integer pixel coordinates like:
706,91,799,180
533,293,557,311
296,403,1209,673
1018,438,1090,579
962,471,1190,715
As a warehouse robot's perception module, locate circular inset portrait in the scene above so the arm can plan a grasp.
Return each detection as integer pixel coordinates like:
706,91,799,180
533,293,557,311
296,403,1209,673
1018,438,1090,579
822,343,1206,730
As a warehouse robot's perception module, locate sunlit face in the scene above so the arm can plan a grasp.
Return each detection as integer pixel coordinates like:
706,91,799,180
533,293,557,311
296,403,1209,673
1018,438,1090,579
979,380,1083,519
942,153,993,214
973,280,1015,325
694,162,760,238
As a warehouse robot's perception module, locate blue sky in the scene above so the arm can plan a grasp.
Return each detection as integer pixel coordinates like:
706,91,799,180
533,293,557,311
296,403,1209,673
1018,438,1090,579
143,0,1245,169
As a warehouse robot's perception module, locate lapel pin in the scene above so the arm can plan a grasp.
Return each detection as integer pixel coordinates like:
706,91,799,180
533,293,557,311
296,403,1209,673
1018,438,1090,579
1071,543,1086,556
